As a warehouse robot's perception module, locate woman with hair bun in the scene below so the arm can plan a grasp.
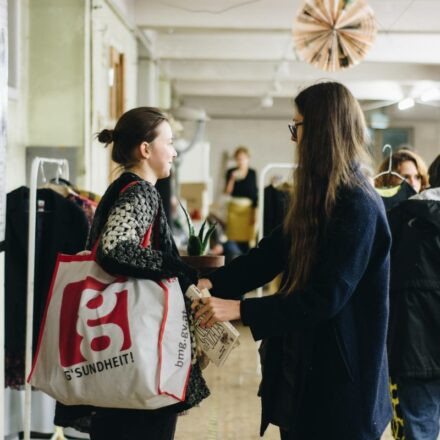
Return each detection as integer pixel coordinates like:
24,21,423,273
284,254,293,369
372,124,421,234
55,107,209,440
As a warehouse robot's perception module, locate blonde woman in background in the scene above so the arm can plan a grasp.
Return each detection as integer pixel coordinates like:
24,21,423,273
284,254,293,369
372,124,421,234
224,146,258,252
375,149,429,193
375,148,429,440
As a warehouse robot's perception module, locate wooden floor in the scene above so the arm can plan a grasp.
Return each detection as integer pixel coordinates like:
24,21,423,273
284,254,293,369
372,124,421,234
175,323,393,440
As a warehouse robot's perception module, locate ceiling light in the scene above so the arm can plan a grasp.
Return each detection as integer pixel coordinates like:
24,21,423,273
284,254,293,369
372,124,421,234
277,61,290,77
398,98,415,111
261,95,273,108
369,112,389,129
272,80,281,93
420,88,440,102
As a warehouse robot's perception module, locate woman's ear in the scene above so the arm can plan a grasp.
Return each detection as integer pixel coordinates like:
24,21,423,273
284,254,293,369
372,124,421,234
139,141,150,159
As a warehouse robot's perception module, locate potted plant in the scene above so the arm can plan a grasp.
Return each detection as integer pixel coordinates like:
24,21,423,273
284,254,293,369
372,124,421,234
179,201,225,277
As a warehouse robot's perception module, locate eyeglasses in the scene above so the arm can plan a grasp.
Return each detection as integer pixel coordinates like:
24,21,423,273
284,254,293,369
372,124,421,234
288,121,303,142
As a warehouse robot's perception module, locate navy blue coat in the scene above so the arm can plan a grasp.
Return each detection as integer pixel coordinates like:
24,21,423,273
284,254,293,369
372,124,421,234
208,181,392,439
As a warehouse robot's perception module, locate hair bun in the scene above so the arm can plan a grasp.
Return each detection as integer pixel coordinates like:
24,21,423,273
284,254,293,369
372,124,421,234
97,128,114,144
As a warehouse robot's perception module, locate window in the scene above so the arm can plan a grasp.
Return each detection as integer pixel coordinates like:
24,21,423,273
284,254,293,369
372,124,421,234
371,127,414,164
109,46,125,120
382,128,412,151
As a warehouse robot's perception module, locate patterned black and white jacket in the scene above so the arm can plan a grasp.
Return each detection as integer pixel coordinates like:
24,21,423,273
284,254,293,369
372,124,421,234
55,172,209,431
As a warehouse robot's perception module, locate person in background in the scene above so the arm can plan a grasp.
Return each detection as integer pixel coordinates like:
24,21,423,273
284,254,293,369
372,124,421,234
196,82,392,440
55,107,209,439
387,154,440,440
375,149,429,193
224,146,258,252
375,149,429,440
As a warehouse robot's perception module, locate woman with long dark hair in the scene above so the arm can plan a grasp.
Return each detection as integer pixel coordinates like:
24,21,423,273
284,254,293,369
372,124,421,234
196,82,392,440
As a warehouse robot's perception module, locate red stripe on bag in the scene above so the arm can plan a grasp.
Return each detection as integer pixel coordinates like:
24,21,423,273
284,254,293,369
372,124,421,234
156,280,191,402
120,181,139,194
156,280,171,395
141,225,153,248
92,181,158,252
27,256,63,383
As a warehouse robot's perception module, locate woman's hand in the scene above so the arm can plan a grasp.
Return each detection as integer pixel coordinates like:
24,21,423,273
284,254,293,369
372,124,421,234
225,175,236,195
193,297,241,328
197,278,213,291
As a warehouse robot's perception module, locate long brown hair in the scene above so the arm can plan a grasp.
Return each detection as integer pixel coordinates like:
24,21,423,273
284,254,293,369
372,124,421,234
375,149,429,191
283,82,370,294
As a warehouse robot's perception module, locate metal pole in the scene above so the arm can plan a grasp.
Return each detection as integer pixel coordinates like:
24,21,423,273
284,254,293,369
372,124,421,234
24,157,69,440
256,163,296,298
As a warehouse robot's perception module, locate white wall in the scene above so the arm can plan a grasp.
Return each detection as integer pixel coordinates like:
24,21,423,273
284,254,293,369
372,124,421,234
90,0,138,195
392,120,440,166
27,0,85,148
200,118,440,202
198,119,295,202
6,0,29,192
3,0,30,433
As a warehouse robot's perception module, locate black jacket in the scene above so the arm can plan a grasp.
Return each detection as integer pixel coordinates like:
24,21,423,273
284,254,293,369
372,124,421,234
387,188,440,379
263,184,290,236
5,187,89,388
208,180,392,440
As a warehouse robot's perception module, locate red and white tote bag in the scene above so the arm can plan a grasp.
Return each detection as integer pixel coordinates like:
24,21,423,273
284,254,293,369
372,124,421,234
28,248,192,410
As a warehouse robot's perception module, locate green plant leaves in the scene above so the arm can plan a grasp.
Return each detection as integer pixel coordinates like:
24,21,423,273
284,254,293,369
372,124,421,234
178,199,195,236
179,199,217,256
201,223,217,255
188,235,203,256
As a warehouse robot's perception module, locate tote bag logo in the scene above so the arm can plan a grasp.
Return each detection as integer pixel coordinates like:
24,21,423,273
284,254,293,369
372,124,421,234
59,276,132,367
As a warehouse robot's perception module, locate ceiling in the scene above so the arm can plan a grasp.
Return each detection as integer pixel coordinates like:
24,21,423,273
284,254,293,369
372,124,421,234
131,0,440,119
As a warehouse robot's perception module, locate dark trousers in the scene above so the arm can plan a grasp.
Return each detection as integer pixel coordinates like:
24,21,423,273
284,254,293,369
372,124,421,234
397,377,440,440
90,410,178,440
280,429,381,440
236,241,250,253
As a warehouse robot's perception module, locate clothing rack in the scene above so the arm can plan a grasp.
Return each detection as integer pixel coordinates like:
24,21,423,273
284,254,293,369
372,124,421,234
24,157,69,440
256,163,296,298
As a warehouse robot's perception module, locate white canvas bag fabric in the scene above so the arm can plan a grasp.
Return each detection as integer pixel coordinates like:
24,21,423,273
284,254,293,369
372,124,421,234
28,249,192,410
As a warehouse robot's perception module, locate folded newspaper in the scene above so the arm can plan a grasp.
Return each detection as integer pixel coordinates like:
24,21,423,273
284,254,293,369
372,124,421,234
186,285,240,367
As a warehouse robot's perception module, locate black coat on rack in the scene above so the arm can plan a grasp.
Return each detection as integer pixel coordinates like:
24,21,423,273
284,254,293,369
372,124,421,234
263,184,290,237
4,186,89,388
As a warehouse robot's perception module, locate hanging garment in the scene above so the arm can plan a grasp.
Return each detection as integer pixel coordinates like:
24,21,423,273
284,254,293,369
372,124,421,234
375,180,417,440
4,187,89,388
67,193,97,227
45,180,98,227
47,177,102,204
77,189,101,204
387,187,440,378
376,180,416,211
263,183,290,237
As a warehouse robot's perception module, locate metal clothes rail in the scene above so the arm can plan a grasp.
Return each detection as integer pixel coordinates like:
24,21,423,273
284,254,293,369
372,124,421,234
256,162,296,298
24,157,69,440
